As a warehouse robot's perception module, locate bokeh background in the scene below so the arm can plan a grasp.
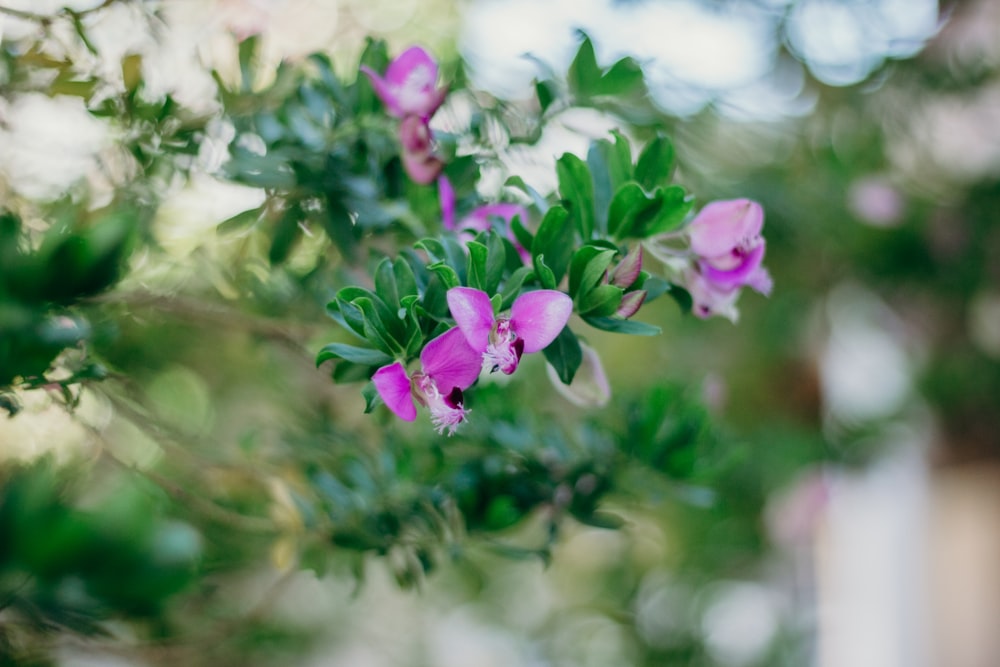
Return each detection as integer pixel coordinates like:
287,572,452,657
1,0,998,665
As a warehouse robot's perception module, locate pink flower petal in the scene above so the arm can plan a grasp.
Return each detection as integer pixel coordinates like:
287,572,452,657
610,244,643,288
459,203,528,233
385,46,438,87
439,176,456,230
447,287,495,353
359,66,403,117
510,290,573,354
688,199,764,259
615,290,647,319
699,243,766,291
402,150,444,185
373,362,417,421
420,326,483,391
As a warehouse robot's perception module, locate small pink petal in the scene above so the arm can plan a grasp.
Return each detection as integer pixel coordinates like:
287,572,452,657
359,66,403,117
699,243,766,291
510,290,573,354
615,290,646,319
688,199,764,259
402,151,444,185
385,46,438,87
610,244,643,288
373,362,416,421
447,287,495,353
747,266,773,296
459,203,528,233
420,326,484,391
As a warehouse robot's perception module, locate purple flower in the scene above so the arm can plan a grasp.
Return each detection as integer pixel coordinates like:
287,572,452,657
438,177,532,262
371,327,482,434
399,115,444,184
685,198,773,319
447,287,573,375
360,46,448,120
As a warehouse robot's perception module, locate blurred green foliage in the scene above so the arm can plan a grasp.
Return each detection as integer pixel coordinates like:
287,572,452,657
0,0,994,665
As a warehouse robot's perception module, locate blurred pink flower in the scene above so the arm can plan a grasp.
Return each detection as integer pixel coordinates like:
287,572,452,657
372,327,482,435
399,115,444,184
685,198,772,319
447,287,572,375
438,177,531,262
360,46,447,120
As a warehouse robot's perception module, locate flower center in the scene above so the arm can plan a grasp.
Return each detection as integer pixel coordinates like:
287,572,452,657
484,318,524,375
415,374,467,435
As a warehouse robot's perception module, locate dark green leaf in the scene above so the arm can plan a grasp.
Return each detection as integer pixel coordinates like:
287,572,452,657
500,266,534,310
635,135,675,192
568,34,601,97
467,241,489,292
427,261,460,290
542,325,583,385
535,79,557,113
638,186,692,237
608,182,654,239
556,153,595,240
317,343,393,367
592,57,644,97
582,315,661,335
534,255,557,290
374,258,400,308
531,206,573,285
393,257,418,300
578,284,622,317
268,204,300,265
569,246,616,298
362,381,381,413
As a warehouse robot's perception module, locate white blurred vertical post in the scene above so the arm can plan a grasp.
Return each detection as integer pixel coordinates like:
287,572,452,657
815,447,931,667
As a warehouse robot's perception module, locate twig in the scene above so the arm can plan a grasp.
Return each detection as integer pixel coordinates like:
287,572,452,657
0,0,121,23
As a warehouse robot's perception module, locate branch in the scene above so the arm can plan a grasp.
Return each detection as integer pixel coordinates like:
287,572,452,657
0,0,121,23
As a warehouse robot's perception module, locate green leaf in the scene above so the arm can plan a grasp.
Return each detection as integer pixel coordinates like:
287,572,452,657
638,186,692,237
568,35,601,97
665,283,693,315
500,266,534,310
374,257,400,309
638,275,671,302
608,182,654,239
534,255,557,290
556,153,596,240
582,315,661,335
531,205,574,285
504,175,549,213
592,57,644,97
535,79,557,113
268,203,300,265
635,135,676,192
329,298,368,338
317,343,393,367
483,231,507,295
217,206,264,234
542,325,583,385
354,296,404,356
362,381,381,414
427,261,460,290
415,238,446,263
587,143,612,236
578,284,622,317
393,257,418,300
510,213,535,253
467,241,488,292
569,246,616,298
